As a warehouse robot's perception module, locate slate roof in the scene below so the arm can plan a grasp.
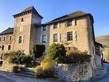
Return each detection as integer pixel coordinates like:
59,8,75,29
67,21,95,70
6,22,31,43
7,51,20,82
0,28,13,35
21,6,35,13
47,10,94,24
95,42,103,47
13,6,43,18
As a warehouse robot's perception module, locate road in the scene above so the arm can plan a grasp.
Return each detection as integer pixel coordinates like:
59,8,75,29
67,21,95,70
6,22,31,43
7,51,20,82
89,63,109,82
0,63,109,82
0,75,17,82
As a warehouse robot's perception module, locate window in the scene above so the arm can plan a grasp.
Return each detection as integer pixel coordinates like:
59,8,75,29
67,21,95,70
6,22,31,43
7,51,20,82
18,36,23,43
66,19,76,27
67,32,73,41
66,20,72,27
2,45,4,50
10,36,12,40
65,47,71,50
42,35,47,43
53,34,58,42
8,45,11,50
21,18,24,22
53,23,58,29
42,26,47,31
3,37,6,41
0,37,1,41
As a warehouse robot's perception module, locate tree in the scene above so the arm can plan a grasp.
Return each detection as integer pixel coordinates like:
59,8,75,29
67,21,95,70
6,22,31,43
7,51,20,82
32,44,45,59
47,43,66,63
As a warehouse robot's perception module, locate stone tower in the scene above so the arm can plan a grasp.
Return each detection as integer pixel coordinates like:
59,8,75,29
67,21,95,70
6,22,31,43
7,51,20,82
13,6,43,55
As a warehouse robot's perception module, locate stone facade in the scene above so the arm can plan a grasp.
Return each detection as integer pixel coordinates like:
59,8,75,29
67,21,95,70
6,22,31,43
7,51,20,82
0,33,13,54
0,6,101,63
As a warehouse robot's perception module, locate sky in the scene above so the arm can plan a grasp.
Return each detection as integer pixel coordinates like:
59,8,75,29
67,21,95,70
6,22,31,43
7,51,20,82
0,0,109,37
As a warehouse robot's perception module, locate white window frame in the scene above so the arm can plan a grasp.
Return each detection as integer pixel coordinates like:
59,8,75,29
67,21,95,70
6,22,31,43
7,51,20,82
53,33,58,42
67,31,73,41
42,35,47,43
40,35,47,43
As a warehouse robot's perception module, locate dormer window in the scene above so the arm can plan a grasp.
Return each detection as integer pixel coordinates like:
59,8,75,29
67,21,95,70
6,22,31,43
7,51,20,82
21,18,24,22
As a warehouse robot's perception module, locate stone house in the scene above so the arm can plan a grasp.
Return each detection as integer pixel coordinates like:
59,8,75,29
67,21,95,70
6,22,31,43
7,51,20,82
0,6,102,66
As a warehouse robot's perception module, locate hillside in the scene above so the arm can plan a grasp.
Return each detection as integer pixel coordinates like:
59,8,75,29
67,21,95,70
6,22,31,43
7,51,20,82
96,35,109,47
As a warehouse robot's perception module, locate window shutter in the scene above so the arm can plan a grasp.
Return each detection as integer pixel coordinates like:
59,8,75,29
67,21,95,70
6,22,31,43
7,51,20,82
58,23,60,28
72,32,74,40
65,21,67,27
17,36,19,43
20,26,23,32
40,35,42,43
65,33,67,41
72,19,76,26
73,31,77,41
46,35,47,43
51,34,53,42
41,26,43,31
58,33,61,42
22,36,24,43
46,25,49,30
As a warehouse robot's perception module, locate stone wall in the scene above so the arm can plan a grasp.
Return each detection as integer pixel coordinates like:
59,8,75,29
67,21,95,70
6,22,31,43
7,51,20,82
95,55,102,68
1,62,16,72
54,63,93,82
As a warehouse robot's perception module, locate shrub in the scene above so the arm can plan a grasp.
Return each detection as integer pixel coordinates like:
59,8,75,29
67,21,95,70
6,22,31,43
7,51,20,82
12,65,23,73
3,51,18,63
34,66,43,77
34,59,55,78
21,55,33,67
66,50,88,56
66,50,91,64
11,52,25,64
41,69,54,78
41,59,55,71
47,43,66,63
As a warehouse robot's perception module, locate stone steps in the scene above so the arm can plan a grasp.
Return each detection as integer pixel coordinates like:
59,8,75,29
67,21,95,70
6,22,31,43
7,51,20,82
15,67,36,78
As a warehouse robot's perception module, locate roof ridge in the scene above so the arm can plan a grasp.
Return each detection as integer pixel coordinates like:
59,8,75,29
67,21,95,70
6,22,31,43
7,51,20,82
22,6,35,13
0,28,14,35
48,10,88,24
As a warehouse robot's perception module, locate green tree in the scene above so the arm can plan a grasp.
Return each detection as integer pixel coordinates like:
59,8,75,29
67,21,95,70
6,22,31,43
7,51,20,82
32,44,45,58
47,43,66,63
